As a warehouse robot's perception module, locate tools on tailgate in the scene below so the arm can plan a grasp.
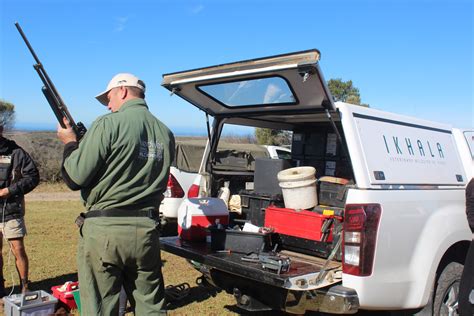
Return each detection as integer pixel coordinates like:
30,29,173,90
241,245,291,275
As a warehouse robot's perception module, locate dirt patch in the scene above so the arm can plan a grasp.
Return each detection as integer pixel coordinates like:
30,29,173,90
25,191,81,201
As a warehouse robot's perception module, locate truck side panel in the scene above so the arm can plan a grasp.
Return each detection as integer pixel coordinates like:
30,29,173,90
339,103,468,188
343,188,470,309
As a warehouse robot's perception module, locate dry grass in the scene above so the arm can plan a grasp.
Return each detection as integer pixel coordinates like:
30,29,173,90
1,200,238,315
31,182,72,193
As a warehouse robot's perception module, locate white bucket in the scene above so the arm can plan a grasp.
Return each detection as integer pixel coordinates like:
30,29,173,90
277,166,316,182
277,167,317,209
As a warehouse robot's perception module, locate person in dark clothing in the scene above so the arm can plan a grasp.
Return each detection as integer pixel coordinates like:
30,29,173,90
0,125,39,298
459,178,474,316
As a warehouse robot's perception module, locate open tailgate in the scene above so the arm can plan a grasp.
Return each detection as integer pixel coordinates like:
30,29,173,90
160,236,342,291
161,50,336,119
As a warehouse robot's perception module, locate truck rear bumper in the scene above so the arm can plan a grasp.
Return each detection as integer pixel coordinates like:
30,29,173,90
233,283,359,314
315,285,359,314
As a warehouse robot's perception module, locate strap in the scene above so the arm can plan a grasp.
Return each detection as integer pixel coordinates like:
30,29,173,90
85,209,158,219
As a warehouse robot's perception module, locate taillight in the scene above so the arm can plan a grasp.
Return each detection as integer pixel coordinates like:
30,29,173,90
164,174,184,198
187,184,200,198
342,204,381,276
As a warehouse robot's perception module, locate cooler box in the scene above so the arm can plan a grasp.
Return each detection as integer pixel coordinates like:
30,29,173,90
3,290,58,316
178,198,229,241
264,206,334,241
51,281,79,310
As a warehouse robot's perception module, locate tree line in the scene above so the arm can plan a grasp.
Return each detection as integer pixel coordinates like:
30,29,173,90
255,78,369,145
1,78,367,182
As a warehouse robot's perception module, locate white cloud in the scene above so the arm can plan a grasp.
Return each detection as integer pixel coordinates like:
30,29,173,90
114,16,129,32
190,4,204,15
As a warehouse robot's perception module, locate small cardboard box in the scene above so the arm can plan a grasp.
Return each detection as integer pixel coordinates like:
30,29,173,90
3,290,58,316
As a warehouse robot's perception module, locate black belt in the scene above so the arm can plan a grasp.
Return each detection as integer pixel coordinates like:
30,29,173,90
84,209,159,219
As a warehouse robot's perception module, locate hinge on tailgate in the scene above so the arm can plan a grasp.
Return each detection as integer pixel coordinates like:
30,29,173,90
169,87,180,96
297,63,317,83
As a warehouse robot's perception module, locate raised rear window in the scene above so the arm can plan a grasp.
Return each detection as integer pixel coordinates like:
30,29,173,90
197,76,296,107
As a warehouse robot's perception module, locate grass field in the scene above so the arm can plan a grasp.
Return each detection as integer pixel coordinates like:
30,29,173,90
1,199,238,315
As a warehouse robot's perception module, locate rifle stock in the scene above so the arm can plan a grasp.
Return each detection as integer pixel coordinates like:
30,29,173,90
15,22,87,140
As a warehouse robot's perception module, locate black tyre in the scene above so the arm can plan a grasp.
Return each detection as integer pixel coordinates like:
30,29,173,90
433,262,463,316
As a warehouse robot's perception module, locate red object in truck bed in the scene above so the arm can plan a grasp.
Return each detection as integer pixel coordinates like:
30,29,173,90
264,206,333,241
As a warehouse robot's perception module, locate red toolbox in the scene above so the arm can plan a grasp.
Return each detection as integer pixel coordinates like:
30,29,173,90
51,281,79,310
264,206,334,241
264,206,339,258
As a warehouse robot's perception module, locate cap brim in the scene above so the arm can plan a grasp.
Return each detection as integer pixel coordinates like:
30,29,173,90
95,89,110,106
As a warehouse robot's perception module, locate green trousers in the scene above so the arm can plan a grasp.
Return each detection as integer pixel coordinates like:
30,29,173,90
77,217,165,315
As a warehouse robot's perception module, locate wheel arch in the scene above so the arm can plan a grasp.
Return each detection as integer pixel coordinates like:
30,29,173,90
436,240,469,275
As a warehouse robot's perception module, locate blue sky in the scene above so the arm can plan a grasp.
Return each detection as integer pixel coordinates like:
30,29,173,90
0,0,472,135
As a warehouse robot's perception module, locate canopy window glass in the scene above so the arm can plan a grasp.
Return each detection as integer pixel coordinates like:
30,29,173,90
197,77,296,107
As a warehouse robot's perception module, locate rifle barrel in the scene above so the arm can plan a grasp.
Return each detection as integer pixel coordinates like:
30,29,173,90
15,22,41,65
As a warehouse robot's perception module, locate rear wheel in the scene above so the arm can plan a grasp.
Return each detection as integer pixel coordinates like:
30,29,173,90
433,262,463,316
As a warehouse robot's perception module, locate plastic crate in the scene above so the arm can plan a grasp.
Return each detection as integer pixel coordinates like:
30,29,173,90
239,190,283,226
318,178,349,208
3,290,57,316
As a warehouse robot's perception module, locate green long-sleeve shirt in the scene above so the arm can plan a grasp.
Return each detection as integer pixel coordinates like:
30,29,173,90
64,98,175,211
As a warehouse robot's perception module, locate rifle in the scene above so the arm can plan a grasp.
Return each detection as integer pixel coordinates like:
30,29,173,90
15,22,87,140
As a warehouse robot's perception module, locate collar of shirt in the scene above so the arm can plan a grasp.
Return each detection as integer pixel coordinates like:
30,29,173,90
118,98,148,112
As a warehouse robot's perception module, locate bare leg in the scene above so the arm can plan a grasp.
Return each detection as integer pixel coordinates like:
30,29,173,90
8,238,29,292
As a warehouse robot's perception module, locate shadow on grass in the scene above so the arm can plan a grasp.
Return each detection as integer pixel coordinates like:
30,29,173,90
225,305,287,315
5,272,78,295
165,283,221,310
164,281,287,315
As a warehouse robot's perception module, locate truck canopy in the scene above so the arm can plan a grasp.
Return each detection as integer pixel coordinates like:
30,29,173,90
162,49,336,128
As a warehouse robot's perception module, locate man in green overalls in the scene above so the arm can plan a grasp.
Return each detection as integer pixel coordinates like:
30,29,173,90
57,73,175,315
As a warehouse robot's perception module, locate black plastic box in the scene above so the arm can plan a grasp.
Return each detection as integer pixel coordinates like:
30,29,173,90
254,158,292,196
240,190,284,226
318,181,347,208
210,228,272,254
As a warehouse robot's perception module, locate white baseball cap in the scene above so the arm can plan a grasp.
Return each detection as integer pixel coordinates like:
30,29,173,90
95,73,146,105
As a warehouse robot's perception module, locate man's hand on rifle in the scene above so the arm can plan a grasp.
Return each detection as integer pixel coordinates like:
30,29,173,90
57,117,77,144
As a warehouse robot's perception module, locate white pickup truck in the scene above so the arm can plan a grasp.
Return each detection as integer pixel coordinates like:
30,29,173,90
159,50,473,315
